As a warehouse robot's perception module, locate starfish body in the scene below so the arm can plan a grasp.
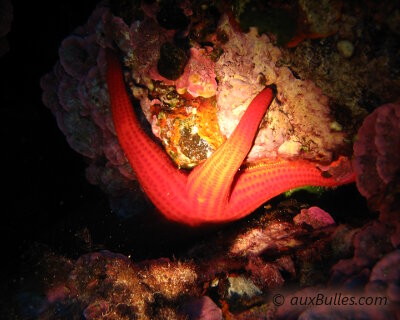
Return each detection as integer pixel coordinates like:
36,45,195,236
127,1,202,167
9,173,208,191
106,51,355,226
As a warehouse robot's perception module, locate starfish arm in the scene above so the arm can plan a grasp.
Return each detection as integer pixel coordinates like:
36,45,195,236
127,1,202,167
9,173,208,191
222,158,356,222
106,50,354,226
187,87,276,216
106,51,190,218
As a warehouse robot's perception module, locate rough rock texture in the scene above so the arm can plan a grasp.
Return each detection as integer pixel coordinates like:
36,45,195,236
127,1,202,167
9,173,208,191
281,0,400,128
293,206,336,229
215,15,348,163
367,250,400,303
150,46,218,98
33,251,199,320
18,199,400,318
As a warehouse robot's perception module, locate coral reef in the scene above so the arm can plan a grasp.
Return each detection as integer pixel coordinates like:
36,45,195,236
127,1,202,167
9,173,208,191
281,1,400,125
41,6,142,217
215,15,349,163
41,0,358,215
19,196,399,318
29,251,200,319
367,250,400,303
151,46,218,98
353,102,400,220
42,0,356,215
33,0,399,317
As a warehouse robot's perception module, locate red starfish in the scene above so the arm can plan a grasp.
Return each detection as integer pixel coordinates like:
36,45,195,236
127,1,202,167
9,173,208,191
106,51,355,226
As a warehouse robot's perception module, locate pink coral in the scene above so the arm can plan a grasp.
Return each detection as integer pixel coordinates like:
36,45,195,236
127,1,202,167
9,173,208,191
229,221,303,256
353,102,400,220
293,206,336,229
182,296,222,320
149,47,217,98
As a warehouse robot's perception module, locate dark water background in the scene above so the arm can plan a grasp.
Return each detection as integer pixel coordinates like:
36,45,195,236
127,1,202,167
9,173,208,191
1,0,103,293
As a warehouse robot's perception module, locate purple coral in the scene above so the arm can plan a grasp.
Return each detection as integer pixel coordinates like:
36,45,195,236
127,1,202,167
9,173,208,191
181,296,222,320
293,206,336,229
330,221,393,288
367,250,400,303
59,35,98,80
353,102,400,220
40,6,141,216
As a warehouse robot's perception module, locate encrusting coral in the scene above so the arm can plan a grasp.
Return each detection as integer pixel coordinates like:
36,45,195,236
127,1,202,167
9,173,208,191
27,196,400,318
38,251,200,320
215,15,348,163
353,102,400,221
40,6,141,217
